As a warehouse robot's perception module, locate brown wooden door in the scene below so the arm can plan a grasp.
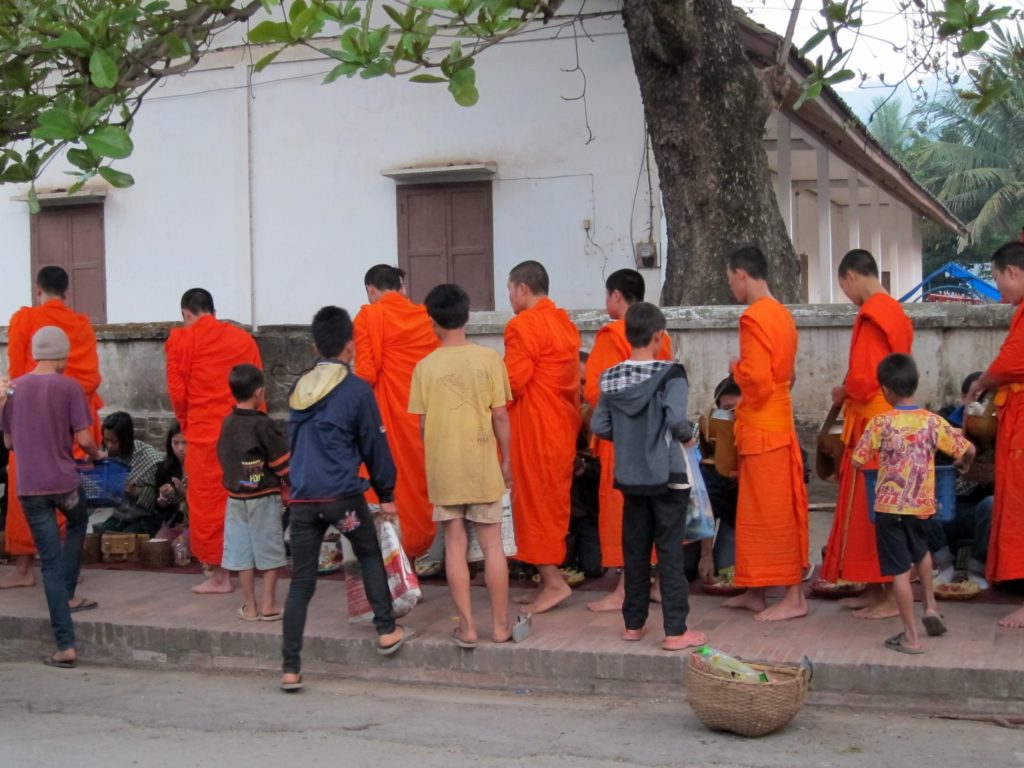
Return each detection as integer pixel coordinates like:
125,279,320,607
30,204,107,323
397,182,494,310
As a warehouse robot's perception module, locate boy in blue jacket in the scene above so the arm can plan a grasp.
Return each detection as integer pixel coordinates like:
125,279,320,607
591,303,707,652
280,306,407,692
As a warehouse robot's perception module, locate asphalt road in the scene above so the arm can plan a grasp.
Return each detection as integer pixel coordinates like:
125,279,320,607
1,662,1019,768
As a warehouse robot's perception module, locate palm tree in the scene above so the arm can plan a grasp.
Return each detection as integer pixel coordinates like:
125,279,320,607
911,24,1024,248
866,97,915,159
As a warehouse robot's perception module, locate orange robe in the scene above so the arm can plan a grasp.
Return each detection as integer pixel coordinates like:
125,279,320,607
584,320,672,568
504,297,581,566
986,302,1024,583
165,315,262,566
4,299,103,555
821,293,913,583
354,291,439,558
732,297,809,588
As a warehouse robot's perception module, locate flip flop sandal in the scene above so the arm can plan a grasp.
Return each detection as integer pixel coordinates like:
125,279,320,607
280,675,303,693
259,612,283,622
622,627,647,642
69,598,98,613
884,632,924,655
377,626,411,656
237,605,261,622
43,655,77,669
451,627,478,649
922,613,947,637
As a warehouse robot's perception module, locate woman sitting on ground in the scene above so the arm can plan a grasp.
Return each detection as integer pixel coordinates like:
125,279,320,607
93,411,164,536
154,423,188,544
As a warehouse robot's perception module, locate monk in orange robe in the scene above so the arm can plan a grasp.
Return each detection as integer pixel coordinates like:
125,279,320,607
505,260,581,613
724,246,809,622
165,289,262,594
354,264,439,558
2,266,103,597
821,250,913,618
967,241,1024,628
583,269,673,612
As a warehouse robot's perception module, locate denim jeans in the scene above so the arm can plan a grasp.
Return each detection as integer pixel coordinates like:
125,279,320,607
622,488,691,636
927,495,993,566
282,495,395,674
20,490,89,651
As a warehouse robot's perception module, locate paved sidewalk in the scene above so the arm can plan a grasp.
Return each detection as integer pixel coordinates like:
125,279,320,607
1,565,1022,710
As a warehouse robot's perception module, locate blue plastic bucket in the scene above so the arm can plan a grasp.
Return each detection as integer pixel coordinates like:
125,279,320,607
863,464,956,523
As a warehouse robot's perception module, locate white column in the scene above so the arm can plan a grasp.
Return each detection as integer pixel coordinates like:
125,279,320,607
871,186,882,274
776,114,793,238
817,146,834,303
888,198,901,296
847,167,860,250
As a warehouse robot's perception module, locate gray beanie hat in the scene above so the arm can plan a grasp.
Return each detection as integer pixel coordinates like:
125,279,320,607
32,326,71,361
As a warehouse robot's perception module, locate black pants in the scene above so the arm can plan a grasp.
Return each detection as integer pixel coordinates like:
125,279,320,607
622,488,691,636
282,495,395,674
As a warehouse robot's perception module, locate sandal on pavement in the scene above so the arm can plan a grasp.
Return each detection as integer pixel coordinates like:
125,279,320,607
377,626,410,656
622,627,647,642
259,612,283,622
237,605,261,622
69,598,98,613
43,654,77,669
451,627,478,649
280,675,303,692
885,632,924,654
922,613,947,637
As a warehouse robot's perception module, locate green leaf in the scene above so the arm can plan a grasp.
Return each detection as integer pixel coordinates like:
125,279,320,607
360,59,392,78
42,30,92,52
31,108,78,141
248,20,292,44
447,66,478,106
824,68,856,85
366,27,390,56
410,73,447,83
798,29,830,57
83,125,134,159
289,0,308,23
89,50,119,89
323,61,360,83
793,80,823,110
960,30,989,54
413,0,452,10
253,49,282,72
67,148,99,171
384,4,407,27
163,33,190,59
98,166,135,188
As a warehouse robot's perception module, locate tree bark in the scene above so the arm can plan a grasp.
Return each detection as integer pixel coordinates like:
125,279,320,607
621,0,800,305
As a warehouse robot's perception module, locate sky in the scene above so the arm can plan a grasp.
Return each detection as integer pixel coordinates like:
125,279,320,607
736,1,1024,121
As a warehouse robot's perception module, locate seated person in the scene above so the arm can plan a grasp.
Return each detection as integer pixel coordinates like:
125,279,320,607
565,350,602,578
154,423,188,544
930,372,993,585
93,411,164,536
0,433,8,530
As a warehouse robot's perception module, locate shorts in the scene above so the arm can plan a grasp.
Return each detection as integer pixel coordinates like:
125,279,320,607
222,494,287,571
433,499,504,525
875,513,930,576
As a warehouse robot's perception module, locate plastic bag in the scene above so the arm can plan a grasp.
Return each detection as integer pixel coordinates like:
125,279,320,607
682,443,715,542
465,492,517,563
345,518,422,624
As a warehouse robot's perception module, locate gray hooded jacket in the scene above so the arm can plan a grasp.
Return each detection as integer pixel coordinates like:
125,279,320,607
591,360,692,496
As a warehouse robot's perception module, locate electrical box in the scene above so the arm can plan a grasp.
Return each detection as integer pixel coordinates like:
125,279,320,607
635,242,658,269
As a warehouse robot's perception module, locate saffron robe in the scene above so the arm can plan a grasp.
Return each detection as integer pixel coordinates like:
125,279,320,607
732,297,809,588
821,293,913,583
504,297,581,566
354,291,439,557
584,320,672,568
4,299,103,555
165,315,262,566
987,302,1024,583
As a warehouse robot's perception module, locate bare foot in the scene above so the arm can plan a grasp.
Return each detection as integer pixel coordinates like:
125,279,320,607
722,590,765,612
492,624,513,643
755,600,808,622
662,630,707,651
52,648,77,665
0,569,36,589
260,603,282,618
838,595,874,610
853,592,900,620
586,590,624,613
622,627,647,641
522,581,572,614
192,574,234,594
998,605,1024,629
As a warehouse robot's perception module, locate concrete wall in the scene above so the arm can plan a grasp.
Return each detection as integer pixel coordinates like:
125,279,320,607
1,303,1012,443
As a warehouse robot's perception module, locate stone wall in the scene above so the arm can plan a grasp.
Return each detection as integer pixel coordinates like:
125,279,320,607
0,303,1013,448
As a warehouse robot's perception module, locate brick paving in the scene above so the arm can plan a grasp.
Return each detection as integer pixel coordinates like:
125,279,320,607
1,564,1021,708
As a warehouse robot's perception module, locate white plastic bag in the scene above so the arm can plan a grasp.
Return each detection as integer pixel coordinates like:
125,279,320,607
465,491,516,562
682,444,715,542
345,518,421,623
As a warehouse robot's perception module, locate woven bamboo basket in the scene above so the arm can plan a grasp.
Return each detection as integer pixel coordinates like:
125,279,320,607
685,656,809,737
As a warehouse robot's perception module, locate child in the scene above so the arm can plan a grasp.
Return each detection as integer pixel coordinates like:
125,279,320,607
0,327,105,668
217,364,290,622
282,307,407,692
591,303,707,652
409,283,513,647
852,353,975,654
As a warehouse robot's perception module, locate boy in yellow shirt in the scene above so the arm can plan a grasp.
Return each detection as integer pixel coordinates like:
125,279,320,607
409,284,513,647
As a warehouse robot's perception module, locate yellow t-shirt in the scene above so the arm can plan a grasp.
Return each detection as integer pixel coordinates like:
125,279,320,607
408,344,512,505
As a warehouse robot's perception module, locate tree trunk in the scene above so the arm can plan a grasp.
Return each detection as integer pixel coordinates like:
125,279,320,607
621,0,800,306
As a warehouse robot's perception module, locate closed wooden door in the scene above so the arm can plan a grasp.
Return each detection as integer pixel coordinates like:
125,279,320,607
30,204,107,323
397,182,494,310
